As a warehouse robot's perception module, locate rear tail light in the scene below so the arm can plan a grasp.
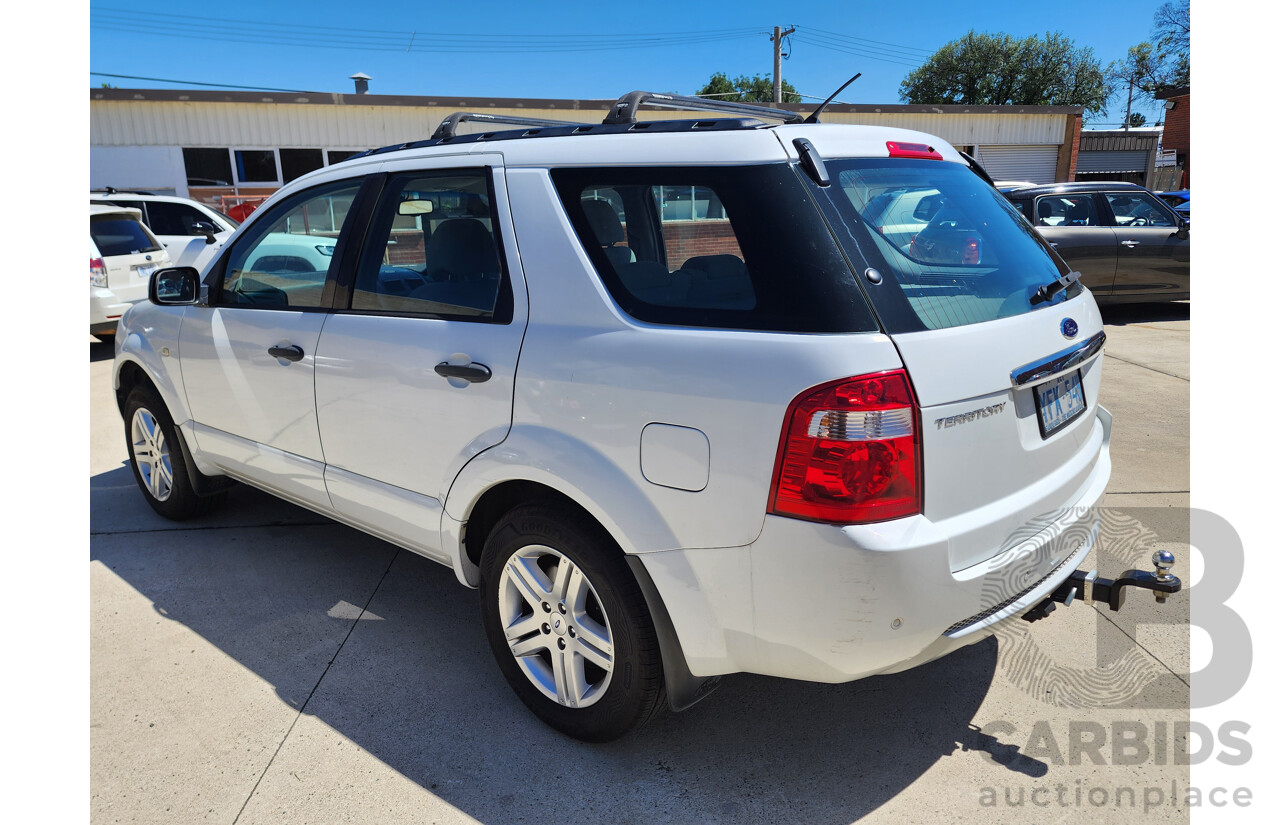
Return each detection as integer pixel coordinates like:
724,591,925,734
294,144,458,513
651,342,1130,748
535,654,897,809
961,235,981,264
90,257,108,287
769,370,921,524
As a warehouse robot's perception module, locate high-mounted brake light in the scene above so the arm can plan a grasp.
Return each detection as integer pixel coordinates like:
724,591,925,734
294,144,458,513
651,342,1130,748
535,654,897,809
962,236,982,265
90,257,108,287
769,370,921,524
886,141,943,160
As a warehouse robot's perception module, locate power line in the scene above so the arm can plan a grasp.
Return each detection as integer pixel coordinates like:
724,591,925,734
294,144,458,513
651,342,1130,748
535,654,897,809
799,27,934,57
90,72,314,93
91,8,766,53
791,35,922,68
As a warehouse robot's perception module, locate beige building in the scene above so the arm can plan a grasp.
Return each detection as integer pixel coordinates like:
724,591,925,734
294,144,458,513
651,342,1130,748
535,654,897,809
90,87,1085,208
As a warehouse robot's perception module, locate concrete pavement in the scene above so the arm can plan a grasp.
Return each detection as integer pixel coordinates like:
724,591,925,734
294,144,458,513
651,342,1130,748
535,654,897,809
90,302,1191,824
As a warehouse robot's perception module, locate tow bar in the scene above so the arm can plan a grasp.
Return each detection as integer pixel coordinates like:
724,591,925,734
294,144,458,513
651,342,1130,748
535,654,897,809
1022,550,1182,622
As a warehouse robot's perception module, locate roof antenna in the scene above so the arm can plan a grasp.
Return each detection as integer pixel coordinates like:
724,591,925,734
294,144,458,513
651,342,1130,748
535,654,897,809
804,73,861,124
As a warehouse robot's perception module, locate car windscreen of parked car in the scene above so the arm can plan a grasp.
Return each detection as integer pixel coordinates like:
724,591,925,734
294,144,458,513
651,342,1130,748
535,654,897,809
815,158,1079,333
90,214,162,257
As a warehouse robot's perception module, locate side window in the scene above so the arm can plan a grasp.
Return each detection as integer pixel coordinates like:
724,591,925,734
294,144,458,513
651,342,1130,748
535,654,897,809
575,181,754,312
218,179,361,309
1105,191,1176,228
145,201,216,236
552,165,880,334
351,169,510,322
1034,195,1098,227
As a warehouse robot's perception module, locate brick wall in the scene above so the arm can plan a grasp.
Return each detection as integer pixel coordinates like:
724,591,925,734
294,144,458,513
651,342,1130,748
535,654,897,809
1161,93,1190,188
660,220,742,269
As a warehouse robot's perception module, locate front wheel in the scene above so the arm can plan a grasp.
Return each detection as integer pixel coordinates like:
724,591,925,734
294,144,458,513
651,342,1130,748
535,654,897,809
479,504,665,742
124,386,225,520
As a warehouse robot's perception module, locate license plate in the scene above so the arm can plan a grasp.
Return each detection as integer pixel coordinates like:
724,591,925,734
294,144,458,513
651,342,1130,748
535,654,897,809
135,264,156,281
1035,370,1086,438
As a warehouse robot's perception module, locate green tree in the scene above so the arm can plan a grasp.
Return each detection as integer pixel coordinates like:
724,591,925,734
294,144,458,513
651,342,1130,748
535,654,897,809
696,72,800,104
1152,0,1190,87
1126,112,1148,128
899,31,1110,116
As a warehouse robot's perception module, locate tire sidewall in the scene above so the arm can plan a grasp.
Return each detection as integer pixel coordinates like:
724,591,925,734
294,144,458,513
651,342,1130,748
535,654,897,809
124,387,202,520
479,505,661,742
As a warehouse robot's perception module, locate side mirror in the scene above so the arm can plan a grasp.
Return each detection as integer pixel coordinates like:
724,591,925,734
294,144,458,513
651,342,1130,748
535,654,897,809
150,267,202,306
1174,222,1189,240
192,221,219,244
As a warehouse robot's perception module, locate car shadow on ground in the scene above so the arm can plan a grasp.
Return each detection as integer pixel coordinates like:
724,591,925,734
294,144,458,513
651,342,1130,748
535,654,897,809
1099,301,1189,326
90,466,1042,824
90,337,114,362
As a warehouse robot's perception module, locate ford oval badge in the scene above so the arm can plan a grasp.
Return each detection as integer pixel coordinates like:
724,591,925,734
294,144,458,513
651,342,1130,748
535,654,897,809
1061,318,1079,339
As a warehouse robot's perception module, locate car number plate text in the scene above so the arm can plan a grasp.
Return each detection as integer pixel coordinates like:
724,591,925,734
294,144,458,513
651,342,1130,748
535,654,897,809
1035,370,1086,438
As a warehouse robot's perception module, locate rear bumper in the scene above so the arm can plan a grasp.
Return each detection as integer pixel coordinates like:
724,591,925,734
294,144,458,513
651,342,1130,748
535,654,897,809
639,406,1112,683
90,287,135,329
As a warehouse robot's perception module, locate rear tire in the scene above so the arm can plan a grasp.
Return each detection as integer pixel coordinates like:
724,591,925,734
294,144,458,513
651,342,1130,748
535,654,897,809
124,386,226,520
479,503,665,742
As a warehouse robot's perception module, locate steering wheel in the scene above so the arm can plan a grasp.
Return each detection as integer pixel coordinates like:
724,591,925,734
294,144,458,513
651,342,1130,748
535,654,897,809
1129,217,1149,227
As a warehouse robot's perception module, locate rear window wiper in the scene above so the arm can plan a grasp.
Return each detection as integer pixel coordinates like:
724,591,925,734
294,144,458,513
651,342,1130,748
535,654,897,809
1030,270,1082,305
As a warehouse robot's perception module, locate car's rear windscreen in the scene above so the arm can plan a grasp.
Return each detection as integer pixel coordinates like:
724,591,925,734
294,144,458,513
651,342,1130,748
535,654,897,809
812,158,1081,333
90,215,162,257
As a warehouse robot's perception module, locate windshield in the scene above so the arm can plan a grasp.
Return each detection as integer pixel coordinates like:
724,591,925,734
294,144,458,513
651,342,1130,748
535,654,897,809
815,158,1080,333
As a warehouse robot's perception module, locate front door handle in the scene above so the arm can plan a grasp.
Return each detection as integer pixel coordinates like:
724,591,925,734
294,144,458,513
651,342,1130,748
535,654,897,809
1121,240,1140,248
268,344,305,362
435,361,492,383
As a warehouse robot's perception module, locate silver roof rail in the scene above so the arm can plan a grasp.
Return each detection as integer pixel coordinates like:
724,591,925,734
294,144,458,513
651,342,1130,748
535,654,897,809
432,112,593,140
602,91,804,126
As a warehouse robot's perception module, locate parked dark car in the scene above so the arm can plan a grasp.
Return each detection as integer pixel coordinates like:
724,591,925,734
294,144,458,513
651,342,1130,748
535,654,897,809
1003,182,1189,303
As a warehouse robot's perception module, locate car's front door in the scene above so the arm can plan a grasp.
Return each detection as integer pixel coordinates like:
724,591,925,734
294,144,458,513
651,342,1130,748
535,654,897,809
312,155,528,562
1101,190,1190,301
1026,193,1119,299
179,177,367,508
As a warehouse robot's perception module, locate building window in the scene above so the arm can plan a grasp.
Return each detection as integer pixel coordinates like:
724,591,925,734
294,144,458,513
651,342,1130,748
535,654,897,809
280,149,325,183
326,149,365,165
234,149,280,184
182,147,233,186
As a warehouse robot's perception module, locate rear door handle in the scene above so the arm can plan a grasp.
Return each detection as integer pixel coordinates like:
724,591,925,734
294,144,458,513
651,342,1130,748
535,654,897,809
435,361,492,383
268,344,305,362
1121,240,1140,248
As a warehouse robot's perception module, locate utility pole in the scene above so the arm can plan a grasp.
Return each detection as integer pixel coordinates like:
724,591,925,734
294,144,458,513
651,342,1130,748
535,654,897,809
1123,78,1134,131
772,26,796,103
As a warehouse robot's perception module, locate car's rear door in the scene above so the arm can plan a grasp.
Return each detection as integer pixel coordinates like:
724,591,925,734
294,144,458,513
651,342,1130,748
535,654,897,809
178,176,369,508
788,133,1109,572
90,211,166,306
312,153,528,562
1024,192,1119,299
1100,190,1190,301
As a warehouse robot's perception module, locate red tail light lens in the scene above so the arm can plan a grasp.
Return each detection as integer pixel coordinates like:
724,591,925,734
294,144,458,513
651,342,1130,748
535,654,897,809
886,141,943,160
769,370,921,524
90,257,108,287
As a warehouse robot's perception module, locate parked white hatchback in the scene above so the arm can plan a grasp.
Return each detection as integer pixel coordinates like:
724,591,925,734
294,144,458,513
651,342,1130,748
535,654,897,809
113,92,1177,741
90,204,172,336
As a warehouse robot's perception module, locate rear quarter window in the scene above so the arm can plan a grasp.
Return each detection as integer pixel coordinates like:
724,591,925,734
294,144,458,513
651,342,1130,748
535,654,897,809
551,165,877,334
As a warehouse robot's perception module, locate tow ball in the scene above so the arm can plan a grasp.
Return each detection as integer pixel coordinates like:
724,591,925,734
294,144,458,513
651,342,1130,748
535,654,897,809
1022,550,1182,623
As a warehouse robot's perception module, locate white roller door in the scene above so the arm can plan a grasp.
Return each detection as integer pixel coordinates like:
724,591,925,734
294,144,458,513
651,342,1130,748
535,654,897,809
1076,150,1149,174
974,145,1060,184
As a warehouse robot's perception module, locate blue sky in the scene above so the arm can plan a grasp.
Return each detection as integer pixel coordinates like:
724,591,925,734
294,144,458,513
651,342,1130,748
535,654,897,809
89,0,1174,126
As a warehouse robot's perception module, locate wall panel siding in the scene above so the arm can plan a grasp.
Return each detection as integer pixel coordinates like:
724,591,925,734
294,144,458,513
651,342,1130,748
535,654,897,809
91,101,1069,150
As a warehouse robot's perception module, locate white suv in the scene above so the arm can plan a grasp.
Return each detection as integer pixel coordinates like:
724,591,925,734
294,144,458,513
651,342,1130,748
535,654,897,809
90,204,172,335
90,190,238,272
113,94,1119,741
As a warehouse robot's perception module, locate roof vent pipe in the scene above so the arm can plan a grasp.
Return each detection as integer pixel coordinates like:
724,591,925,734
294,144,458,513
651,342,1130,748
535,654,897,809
350,72,371,95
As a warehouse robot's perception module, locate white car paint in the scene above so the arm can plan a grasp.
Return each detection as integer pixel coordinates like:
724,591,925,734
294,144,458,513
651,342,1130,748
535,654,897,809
115,120,1111,706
